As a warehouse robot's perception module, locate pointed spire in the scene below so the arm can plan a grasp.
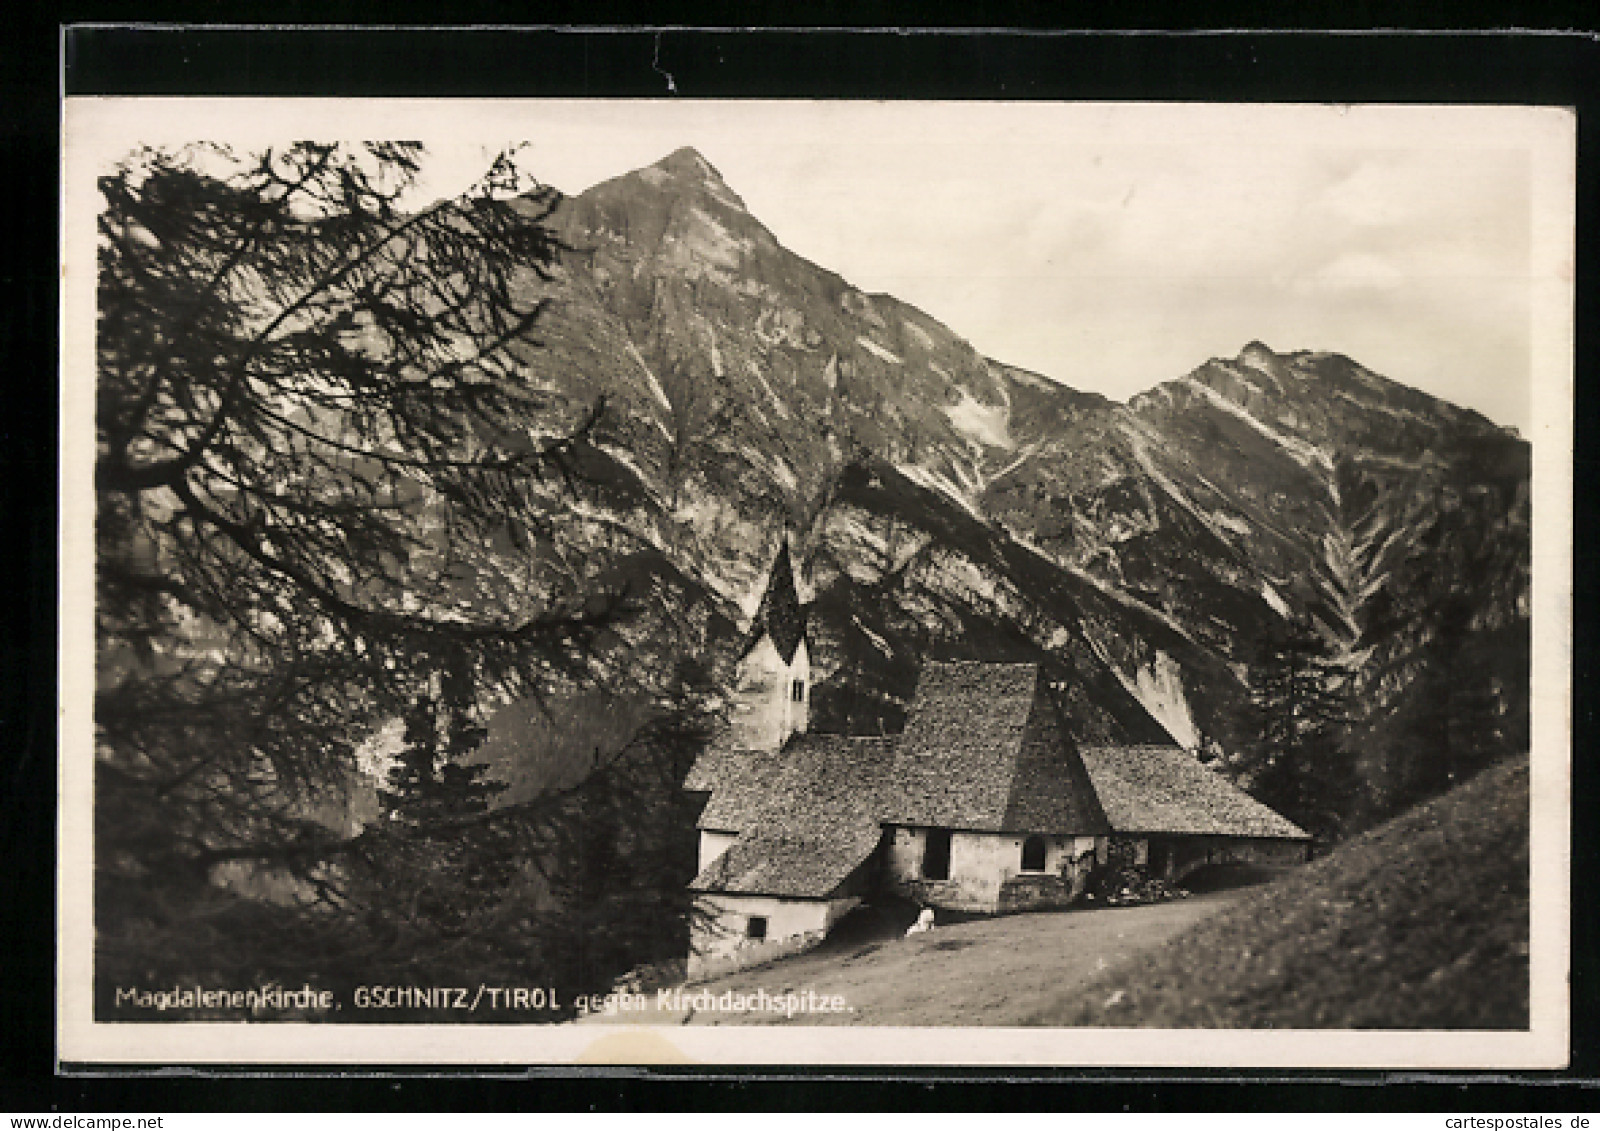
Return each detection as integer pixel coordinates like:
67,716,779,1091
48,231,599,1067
751,537,806,665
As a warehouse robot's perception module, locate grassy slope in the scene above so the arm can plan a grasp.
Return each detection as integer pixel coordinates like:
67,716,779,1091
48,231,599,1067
1029,754,1530,1029
580,755,1528,1029
580,891,1243,1027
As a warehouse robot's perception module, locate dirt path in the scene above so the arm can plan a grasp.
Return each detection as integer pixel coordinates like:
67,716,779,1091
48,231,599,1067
579,889,1246,1027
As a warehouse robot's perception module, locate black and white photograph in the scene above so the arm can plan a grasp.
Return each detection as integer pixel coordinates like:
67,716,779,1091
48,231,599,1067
58,97,1573,1067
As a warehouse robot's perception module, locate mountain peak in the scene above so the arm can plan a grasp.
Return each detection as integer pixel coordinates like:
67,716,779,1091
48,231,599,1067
645,147,746,209
1238,340,1277,366
654,146,714,175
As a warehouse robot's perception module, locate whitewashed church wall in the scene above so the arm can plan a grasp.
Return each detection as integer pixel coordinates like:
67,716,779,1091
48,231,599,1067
687,893,859,980
884,827,1104,912
697,830,740,873
728,635,809,751
786,638,811,739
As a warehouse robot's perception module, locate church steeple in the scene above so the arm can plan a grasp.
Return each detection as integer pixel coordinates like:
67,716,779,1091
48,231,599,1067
730,538,811,752
747,538,805,665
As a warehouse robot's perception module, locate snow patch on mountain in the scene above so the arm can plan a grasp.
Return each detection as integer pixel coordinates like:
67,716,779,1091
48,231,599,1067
944,388,1013,450
1081,632,1201,751
904,320,939,352
1128,651,1201,750
1260,581,1292,618
857,336,903,365
744,360,792,419
895,462,986,521
1179,377,1336,479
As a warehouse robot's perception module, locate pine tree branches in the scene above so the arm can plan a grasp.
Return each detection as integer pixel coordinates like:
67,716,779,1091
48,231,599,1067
93,141,718,1017
1245,616,1360,840
93,141,663,885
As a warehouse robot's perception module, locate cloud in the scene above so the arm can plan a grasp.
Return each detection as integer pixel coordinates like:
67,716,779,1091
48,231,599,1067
1295,251,1408,292
1311,158,1425,228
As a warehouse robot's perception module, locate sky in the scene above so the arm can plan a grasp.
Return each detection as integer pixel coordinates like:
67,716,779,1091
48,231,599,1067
69,100,1573,434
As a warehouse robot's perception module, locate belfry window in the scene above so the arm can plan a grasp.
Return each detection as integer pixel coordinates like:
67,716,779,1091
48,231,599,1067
1021,835,1048,873
791,679,805,702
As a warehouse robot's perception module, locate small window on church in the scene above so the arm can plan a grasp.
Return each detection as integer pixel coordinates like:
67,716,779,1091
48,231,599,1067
747,916,768,940
1021,835,1048,873
791,679,805,702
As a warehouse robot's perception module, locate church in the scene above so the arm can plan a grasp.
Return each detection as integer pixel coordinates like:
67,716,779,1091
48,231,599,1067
682,544,1310,979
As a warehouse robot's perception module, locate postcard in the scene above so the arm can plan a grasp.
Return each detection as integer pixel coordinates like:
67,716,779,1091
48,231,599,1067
59,97,1573,1068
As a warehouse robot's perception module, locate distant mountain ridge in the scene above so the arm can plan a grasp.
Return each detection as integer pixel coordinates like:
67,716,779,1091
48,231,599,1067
489,146,1528,820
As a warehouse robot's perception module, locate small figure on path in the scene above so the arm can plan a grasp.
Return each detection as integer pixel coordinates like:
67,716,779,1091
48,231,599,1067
905,908,936,937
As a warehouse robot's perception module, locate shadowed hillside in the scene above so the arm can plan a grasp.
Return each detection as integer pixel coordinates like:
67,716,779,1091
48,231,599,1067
1028,754,1530,1029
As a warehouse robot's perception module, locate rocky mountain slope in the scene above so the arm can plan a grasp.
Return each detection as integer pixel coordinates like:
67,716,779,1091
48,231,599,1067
490,146,1529,821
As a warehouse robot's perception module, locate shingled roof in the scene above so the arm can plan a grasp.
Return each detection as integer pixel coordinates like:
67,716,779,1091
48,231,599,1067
1077,744,1310,839
681,737,738,794
690,826,885,900
689,735,896,897
687,659,1308,901
691,746,788,831
877,661,1110,834
743,540,806,664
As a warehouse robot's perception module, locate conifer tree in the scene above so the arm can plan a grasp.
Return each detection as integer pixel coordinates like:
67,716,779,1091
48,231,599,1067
92,141,704,1008
366,661,519,934
1384,594,1516,811
93,141,627,887
1247,615,1360,839
381,670,504,836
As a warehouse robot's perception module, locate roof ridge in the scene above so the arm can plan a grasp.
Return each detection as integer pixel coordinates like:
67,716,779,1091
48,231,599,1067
925,658,1039,668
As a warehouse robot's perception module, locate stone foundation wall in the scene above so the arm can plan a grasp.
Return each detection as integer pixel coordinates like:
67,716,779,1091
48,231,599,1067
997,871,1082,913
1155,835,1310,882
686,927,828,982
